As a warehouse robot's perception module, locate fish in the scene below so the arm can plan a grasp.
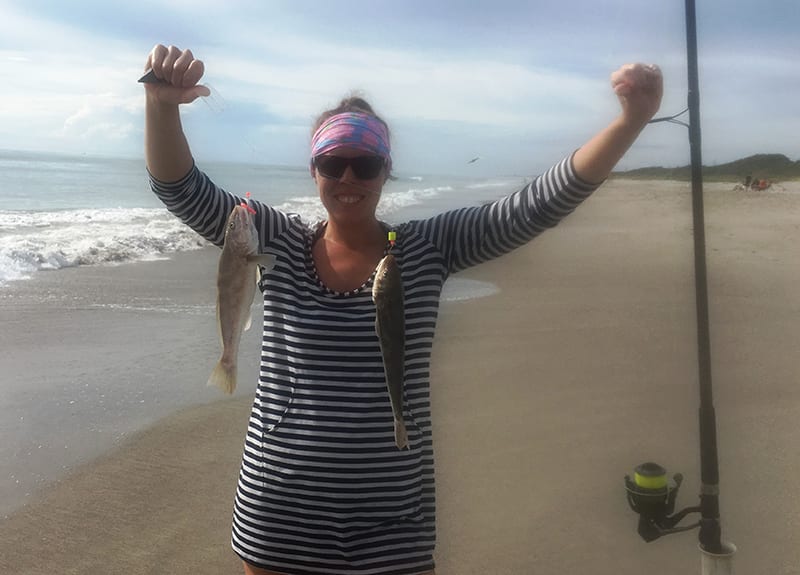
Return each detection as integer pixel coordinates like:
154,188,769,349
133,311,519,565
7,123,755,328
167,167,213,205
372,252,409,450
207,204,275,394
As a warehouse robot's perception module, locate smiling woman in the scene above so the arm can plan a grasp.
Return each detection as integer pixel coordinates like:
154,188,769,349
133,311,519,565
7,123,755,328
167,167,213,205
143,42,661,575
308,100,392,241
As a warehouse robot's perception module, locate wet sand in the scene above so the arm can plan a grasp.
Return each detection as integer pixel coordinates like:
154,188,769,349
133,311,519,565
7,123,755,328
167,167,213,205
1,180,799,574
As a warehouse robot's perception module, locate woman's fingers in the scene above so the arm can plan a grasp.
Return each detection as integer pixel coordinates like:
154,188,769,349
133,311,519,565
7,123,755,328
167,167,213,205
142,44,208,104
183,58,206,88
160,45,182,84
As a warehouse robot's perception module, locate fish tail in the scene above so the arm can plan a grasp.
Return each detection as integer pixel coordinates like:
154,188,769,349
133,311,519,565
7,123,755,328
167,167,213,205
394,418,409,450
207,360,237,394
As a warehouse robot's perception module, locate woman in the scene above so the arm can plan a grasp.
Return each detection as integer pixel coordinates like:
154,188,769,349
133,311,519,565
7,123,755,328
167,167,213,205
144,44,662,575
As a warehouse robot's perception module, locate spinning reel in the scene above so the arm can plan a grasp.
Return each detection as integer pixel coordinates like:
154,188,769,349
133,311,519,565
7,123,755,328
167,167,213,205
624,462,701,542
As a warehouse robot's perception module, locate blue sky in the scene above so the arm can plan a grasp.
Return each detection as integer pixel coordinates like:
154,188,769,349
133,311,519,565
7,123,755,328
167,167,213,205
0,0,797,176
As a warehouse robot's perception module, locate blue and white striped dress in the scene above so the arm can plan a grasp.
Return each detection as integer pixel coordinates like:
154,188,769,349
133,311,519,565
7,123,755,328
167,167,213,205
150,154,598,575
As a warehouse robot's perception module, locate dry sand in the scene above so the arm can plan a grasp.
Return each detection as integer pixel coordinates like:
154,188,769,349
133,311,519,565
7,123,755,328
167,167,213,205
1,180,799,574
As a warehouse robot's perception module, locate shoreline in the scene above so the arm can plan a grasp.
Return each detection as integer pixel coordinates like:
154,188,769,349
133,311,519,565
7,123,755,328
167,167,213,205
0,247,247,520
1,179,800,573
0,245,500,522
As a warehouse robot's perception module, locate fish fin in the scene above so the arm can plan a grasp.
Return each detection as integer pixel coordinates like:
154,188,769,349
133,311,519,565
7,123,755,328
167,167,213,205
207,361,236,394
395,418,409,450
248,253,276,270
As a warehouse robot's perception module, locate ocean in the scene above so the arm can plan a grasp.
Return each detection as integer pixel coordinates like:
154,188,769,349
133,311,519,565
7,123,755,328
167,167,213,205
0,148,525,289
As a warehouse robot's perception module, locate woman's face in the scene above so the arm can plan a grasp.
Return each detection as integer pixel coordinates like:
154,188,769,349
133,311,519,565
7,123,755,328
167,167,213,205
313,147,387,225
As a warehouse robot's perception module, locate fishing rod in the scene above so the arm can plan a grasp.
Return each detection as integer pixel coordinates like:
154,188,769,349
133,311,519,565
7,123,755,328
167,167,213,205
623,1,736,573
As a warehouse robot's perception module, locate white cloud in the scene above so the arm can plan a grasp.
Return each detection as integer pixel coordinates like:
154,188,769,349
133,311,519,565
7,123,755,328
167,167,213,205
0,1,146,155
199,46,608,131
0,0,796,172
60,93,141,140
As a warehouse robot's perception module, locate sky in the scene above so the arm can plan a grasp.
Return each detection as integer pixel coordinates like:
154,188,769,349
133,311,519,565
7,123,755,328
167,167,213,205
0,0,797,176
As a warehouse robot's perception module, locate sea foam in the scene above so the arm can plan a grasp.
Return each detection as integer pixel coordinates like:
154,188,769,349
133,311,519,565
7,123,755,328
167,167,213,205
0,152,521,286
0,208,208,284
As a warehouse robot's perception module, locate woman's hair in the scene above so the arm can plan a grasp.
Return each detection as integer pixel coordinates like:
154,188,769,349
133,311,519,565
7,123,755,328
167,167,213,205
311,93,391,142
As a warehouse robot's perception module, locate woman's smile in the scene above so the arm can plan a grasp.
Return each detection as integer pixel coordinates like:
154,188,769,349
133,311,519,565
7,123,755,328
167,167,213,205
335,193,365,204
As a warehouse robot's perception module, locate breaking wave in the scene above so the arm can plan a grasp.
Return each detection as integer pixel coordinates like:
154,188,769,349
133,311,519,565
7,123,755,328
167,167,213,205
0,208,209,284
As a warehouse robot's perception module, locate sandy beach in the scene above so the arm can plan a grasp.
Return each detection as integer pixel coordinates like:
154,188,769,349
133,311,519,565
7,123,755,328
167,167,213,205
1,179,799,574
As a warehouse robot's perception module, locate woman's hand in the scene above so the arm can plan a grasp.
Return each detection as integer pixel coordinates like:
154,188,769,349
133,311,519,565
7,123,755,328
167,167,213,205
611,63,663,128
571,63,664,184
143,44,210,105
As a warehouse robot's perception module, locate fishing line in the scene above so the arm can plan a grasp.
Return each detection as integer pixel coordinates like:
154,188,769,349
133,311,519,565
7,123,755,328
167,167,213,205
200,83,226,114
648,107,690,128
138,68,226,113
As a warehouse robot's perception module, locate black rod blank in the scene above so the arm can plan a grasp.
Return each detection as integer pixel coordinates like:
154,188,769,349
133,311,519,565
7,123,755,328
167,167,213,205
684,0,723,553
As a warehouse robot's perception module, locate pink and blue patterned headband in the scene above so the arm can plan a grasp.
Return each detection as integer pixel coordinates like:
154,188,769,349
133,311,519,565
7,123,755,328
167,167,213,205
310,112,392,175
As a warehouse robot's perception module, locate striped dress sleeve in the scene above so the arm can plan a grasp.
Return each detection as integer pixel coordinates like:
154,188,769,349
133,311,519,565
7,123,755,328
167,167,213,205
148,164,293,249
408,153,600,274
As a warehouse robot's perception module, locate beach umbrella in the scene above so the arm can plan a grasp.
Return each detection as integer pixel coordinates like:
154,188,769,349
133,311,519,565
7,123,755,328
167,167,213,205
623,1,736,573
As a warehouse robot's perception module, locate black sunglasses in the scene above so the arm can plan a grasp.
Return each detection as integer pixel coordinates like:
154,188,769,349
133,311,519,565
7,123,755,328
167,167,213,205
313,155,386,180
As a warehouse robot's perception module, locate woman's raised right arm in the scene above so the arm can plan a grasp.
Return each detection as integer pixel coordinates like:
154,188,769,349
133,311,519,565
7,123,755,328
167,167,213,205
143,45,293,249
143,44,210,182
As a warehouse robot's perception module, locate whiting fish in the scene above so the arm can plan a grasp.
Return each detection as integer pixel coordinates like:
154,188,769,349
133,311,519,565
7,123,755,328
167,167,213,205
372,252,409,450
207,204,275,394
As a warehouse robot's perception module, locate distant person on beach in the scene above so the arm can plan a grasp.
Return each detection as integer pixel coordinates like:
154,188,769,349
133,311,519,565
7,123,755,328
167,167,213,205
143,44,662,575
